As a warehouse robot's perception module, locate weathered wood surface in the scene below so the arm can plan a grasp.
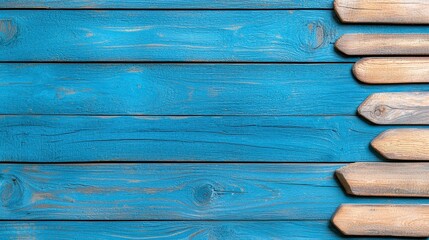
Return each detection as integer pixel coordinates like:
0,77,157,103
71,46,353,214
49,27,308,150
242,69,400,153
3,64,429,115
0,221,413,240
336,34,429,56
0,115,402,162
354,58,429,84
336,162,429,197
0,164,425,220
372,129,429,161
334,0,429,24
358,92,429,125
0,0,333,9
0,11,428,62
332,205,429,237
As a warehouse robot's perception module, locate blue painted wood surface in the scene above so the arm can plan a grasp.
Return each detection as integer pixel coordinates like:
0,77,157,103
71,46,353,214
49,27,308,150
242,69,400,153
2,63,429,115
0,221,415,240
1,221,412,240
0,115,408,162
0,0,333,9
1,163,427,220
1,3,429,239
0,10,428,62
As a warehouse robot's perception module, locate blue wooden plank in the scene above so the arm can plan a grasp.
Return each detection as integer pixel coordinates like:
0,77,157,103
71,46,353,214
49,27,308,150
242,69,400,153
0,0,333,9
0,115,418,162
0,163,427,220
0,221,416,240
2,63,429,115
0,10,428,62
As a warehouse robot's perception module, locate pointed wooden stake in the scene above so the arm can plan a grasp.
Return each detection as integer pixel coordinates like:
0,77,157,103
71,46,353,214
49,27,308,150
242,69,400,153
336,34,429,56
337,162,429,197
372,129,429,161
332,205,429,237
358,92,429,125
334,0,429,24
354,58,429,84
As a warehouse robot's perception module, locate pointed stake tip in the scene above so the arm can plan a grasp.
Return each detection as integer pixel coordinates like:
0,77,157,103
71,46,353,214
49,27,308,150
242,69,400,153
371,130,402,160
335,166,355,196
334,35,356,55
333,0,349,23
331,205,349,235
334,37,346,54
352,58,370,83
357,94,382,125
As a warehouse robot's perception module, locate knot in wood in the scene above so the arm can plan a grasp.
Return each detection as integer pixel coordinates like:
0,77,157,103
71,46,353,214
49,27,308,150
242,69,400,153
373,105,386,117
193,184,215,206
0,19,18,45
0,174,24,208
304,21,329,51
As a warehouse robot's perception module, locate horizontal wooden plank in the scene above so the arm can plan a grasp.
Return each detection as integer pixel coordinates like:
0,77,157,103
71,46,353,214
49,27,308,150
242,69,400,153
3,64,429,115
354,57,429,84
332,205,429,237
0,221,412,240
372,129,429,161
0,0,333,9
336,162,429,197
0,164,426,220
334,0,429,24
336,34,429,56
0,115,405,162
0,11,428,62
359,92,429,125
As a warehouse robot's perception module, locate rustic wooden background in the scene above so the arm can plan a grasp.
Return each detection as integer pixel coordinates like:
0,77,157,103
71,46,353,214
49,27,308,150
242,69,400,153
1,0,428,239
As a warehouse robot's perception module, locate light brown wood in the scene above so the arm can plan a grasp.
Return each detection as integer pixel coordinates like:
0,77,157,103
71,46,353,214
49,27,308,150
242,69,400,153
336,162,429,197
334,0,429,24
358,92,429,125
372,129,429,161
332,204,429,237
354,58,429,84
335,34,429,56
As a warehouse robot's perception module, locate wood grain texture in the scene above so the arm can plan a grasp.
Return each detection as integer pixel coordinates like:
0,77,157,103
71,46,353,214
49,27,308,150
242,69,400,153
0,11,428,62
358,92,429,125
332,205,429,237
0,164,426,220
0,0,333,9
3,64,429,115
354,57,429,84
0,221,412,240
336,162,429,197
372,129,429,161
336,34,429,56
334,0,429,24
0,115,401,162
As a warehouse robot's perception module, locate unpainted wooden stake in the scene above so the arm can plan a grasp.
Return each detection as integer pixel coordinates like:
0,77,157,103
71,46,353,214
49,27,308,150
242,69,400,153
354,57,429,84
332,204,429,237
358,92,429,125
336,162,429,197
335,34,429,56
334,0,429,24
372,129,429,161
